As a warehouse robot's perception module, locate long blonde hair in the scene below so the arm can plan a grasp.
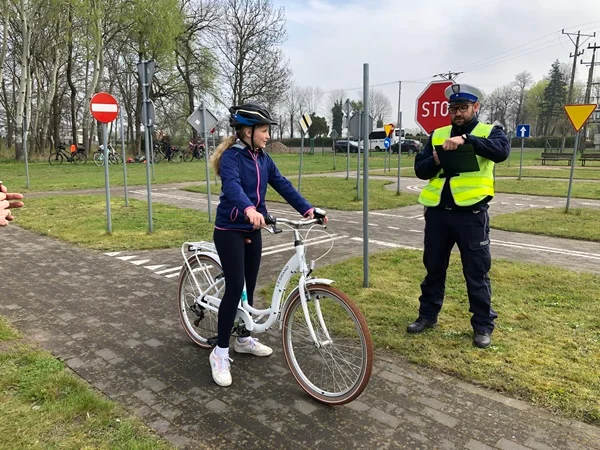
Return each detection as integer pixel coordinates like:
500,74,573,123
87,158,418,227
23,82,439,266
211,134,238,176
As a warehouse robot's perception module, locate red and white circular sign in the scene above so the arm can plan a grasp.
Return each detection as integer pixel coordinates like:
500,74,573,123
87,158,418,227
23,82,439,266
415,81,453,134
90,92,119,123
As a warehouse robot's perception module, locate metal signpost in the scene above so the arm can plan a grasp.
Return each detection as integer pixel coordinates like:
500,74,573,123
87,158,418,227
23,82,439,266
345,99,351,180
90,91,120,233
397,82,403,195
516,124,530,181
383,123,394,173
563,104,597,212
187,103,218,222
330,128,338,170
349,111,374,200
362,63,370,288
298,113,312,193
137,59,156,232
119,108,129,206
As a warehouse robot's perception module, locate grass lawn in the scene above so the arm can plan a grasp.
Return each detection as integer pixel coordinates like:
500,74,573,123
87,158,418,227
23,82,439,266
14,195,215,251
299,250,600,424
495,178,600,200
184,177,420,211
492,208,600,242
0,317,174,449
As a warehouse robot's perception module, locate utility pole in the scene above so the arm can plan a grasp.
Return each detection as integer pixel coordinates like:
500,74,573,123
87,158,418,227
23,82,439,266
562,29,595,152
581,43,600,152
433,71,463,81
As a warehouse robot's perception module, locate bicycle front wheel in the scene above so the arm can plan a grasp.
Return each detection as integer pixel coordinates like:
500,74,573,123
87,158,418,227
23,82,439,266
48,152,64,165
93,152,105,166
182,150,194,162
177,254,224,349
170,152,182,163
281,284,373,405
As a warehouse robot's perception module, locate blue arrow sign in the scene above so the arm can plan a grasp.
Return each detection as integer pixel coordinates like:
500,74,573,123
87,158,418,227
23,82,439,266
384,137,391,149
517,124,530,138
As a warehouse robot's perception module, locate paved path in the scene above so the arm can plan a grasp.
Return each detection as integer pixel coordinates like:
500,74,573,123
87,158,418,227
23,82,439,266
2,180,600,449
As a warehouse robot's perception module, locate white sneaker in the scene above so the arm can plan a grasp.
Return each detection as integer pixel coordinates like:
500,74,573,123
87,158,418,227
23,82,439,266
209,348,232,386
233,337,273,356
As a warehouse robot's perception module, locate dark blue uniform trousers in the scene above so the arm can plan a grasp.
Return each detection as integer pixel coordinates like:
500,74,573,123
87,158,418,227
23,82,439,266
419,206,498,333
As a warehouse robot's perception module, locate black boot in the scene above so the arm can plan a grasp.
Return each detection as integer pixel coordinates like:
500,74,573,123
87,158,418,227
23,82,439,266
473,330,491,348
407,318,437,333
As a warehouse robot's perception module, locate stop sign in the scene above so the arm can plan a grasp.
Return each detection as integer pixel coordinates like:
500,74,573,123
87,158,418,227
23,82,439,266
415,81,453,134
90,92,119,123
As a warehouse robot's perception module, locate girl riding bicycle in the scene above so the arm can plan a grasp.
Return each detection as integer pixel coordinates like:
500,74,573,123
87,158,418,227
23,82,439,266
209,103,326,387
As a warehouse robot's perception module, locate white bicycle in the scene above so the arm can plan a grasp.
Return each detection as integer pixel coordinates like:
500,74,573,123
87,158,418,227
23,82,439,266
177,213,373,405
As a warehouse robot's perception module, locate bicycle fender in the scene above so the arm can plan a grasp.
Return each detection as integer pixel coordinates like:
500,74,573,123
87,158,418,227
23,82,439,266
189,251,221,266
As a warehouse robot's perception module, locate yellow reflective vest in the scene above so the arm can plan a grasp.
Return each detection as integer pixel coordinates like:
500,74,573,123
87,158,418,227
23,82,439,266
418,122,495,207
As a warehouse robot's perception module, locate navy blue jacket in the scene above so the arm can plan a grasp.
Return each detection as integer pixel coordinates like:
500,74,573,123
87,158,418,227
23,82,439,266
215,143,312,231
414,119,510,209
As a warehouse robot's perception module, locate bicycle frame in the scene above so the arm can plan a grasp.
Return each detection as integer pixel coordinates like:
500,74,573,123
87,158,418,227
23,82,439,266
181,224,335,345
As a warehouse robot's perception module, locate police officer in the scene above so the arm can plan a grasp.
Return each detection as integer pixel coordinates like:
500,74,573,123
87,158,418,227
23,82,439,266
408,83,510,348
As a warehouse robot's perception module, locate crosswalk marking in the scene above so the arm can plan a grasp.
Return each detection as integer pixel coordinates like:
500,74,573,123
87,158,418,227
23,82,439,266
144,264,166,271
155,267,182,275
130,259,151,266
117,255,137,261
104,251,121,256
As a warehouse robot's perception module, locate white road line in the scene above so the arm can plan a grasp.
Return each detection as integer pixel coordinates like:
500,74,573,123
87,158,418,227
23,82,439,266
347,220,359,224
262,235,347,256
104,252,121,256
582,202,599,206
350,237,419,251
387,226,400,230
515,203,525,206
262,234,339,252
116,255,137,261
130,259,151,266
155,267,182,274
144,265,165,271
370,212,405,218
417,217,425,221
407,215,423,219
409,229,422,233
491,239,600,261
369,223,379,227
165,273,180,278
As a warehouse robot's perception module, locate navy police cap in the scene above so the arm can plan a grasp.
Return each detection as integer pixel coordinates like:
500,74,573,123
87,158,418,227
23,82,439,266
444,83,483,104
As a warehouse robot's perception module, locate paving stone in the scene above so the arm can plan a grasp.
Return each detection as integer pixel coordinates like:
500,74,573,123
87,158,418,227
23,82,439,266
141,377,168,392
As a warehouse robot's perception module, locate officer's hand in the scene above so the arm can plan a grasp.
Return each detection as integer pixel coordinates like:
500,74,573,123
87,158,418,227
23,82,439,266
432,149,440,165
442,136,465,151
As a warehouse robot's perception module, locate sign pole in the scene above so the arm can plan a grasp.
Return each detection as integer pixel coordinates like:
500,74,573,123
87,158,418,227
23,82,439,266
140,61,153,233
345,100,351,180
518,137,524,181
201,102,212,222
356,111,362,200
362,63,370,288
212,132,218,185
396,81,403,195
566,132,580,213
299,132,304,193
102,123,112,233
120,108,129,206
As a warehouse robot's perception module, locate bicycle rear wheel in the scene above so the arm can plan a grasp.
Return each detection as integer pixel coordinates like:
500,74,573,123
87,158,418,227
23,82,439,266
182,150,194,162
281,284,373,405
170,151,182,163
73,152,87,164
177,254,224,349
48,152,64,165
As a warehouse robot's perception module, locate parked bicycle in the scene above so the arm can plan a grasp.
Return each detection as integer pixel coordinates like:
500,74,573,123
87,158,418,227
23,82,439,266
183,141,206,162
177,212,373,405
153,142,182,163
93,144,123,166
48,142,87,165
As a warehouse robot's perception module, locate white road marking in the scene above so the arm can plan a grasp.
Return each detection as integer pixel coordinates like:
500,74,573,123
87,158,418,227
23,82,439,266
155,267,182,274
116,255,137,261
491,239,600,261
350,237,419,251
369,223,379,227
407,215,423,219
387,226,400,230
347,220,359,224
409,230,422,233
262,235,347,256
144,264,166,271
165,273,180,278
130,259,151,266
262,234,339,252
370,212,405,218
104,252,121,256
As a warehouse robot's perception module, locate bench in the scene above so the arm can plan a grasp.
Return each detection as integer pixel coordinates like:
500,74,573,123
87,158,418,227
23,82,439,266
580,153,600,166
540,152,572,165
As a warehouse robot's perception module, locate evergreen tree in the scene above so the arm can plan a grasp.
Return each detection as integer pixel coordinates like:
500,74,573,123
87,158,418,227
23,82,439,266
539,60,567,136
331,100,344,137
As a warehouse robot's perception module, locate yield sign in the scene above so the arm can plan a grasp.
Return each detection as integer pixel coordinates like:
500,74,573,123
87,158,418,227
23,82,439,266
383,123,394,137
564,104,597,132
90,92,119,123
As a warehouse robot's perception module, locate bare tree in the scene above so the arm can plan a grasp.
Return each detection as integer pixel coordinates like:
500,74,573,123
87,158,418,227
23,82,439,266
486,84,516,131
216,0,290,106
284,84,304,138
369,89,392,127
303,85,324,115
513,71,533,127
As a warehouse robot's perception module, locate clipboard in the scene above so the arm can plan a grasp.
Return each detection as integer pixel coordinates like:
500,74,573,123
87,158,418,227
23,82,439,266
434,144,480,176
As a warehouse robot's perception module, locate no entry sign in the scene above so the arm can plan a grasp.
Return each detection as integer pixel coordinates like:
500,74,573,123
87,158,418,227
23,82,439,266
90,92,119,123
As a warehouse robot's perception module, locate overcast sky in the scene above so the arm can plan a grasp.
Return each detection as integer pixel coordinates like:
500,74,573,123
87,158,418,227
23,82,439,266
274,0,600,131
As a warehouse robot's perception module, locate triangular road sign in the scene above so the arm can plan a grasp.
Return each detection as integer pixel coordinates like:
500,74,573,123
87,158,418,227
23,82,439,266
383,123,394,137
564,104,597,132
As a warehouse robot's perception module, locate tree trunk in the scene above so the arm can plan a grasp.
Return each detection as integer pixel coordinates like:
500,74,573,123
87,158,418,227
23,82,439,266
15,0,31,160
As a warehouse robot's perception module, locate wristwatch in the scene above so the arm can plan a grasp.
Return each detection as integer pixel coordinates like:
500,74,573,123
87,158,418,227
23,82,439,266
461,133,468,143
